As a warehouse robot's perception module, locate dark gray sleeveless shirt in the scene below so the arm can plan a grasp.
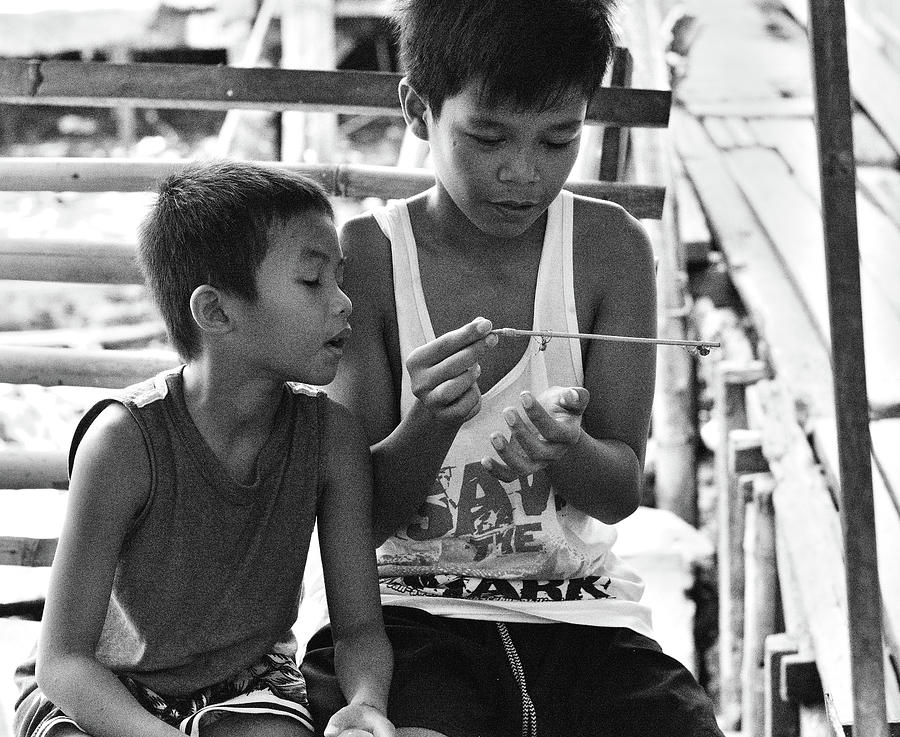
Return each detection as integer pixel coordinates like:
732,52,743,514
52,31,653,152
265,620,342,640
68,368,326,696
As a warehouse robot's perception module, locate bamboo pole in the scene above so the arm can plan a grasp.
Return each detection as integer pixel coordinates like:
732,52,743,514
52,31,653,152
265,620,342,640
0,345,178,388
807,0,888,734
0,59,671,128
0,159,666,219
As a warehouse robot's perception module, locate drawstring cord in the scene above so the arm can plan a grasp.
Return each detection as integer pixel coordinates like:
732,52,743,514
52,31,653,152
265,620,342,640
496,622,538,737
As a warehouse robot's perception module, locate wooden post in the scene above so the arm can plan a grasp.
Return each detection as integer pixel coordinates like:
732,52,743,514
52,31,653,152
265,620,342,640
743,473,779,737
765,633,801,737
715,360,768,728
621,0,697,526
108,44,136,150
280,0,337,163
807,0,888,734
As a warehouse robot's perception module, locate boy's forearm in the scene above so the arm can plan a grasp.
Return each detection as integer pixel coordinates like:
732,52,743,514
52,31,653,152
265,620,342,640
371,401,460,542
333,628,394,714
548,430,643,524
37,654,181,737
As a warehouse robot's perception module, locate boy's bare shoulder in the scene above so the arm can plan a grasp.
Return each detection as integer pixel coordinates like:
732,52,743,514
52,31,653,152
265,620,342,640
339,210,394,306
571,193,655,274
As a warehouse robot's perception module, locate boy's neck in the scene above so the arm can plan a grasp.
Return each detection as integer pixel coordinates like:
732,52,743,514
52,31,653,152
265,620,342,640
180,359,286,479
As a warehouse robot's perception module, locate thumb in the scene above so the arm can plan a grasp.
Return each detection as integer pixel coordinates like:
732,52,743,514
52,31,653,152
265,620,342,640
566,386,590,411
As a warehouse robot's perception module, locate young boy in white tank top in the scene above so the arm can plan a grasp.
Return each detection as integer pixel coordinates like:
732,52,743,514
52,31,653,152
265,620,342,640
302,2,725,735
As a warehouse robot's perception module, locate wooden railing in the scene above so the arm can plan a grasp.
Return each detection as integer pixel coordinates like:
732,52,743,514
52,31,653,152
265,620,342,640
0,53,672,565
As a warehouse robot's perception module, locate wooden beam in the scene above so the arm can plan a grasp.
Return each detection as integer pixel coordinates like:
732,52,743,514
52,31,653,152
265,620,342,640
0,159,666,220
0,238,141,284
808,0,887,732
0,59,671,128
0,345,179,388
0,451,67,491
0,537,57,568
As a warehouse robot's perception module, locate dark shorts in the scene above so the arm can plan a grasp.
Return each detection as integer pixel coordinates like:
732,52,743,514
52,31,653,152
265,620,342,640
13,651,313,737
302,606,724,737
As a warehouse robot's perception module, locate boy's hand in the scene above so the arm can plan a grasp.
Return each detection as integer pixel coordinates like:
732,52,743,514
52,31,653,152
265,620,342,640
481,386,590,481
323,703,395,737
407,317,498,427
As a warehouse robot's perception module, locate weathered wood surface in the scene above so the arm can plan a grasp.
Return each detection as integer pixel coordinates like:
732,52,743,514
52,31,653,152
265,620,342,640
0,158,666,220
0,59,671,128
746,380,900,726
0,450,68,490
0,345,178,388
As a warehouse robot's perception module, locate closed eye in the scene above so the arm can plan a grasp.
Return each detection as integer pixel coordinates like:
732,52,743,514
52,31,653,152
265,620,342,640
470,134,504,146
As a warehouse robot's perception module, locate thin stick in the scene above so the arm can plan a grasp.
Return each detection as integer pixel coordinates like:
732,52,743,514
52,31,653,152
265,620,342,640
490,327,720,351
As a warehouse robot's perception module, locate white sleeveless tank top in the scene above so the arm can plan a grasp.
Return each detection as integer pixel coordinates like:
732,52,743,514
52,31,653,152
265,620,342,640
372,191,653,635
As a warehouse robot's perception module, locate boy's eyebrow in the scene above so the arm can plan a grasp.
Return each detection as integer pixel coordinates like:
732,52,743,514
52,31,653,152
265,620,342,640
466,115,584,132
299,247,344,267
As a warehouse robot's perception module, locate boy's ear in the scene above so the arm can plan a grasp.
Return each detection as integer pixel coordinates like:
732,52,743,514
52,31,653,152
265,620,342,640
189,284,233,335
398,78,430,141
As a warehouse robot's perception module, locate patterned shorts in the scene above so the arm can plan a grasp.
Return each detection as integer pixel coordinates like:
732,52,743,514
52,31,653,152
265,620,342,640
14,653,314,737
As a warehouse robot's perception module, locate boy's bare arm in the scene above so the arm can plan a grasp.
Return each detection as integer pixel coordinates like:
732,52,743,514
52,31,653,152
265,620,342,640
318,401,394,737
332,215,496,543
485,201,657,524
36,405,182,737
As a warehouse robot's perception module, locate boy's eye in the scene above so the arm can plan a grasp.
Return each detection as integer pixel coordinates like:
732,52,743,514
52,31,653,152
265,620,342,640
545,138,578,149
470,134,504,146
300,275,321,286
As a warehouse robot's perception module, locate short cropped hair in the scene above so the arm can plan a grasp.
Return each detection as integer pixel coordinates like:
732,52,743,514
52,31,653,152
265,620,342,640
393,0,618,117
138,160,334,360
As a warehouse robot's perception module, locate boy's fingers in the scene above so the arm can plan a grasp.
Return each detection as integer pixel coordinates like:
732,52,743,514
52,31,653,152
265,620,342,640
481,455,520,482
490,432,540,476
408,318,496,369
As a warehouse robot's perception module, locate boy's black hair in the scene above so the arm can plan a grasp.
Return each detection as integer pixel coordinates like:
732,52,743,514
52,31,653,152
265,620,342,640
138,160,334,360
393,0,618,117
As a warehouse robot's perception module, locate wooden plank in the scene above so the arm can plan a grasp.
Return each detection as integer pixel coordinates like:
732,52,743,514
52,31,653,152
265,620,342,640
703,116,737,149
0,345,178,388
852,112,899,168
723,146,900,414
0,322,166,349
726,116,757,148
858,166,900,231
685,98,815,119
747,117,820,198
811,418,900,680
747,380,856,726
0,451,67,491
0,238,141,284
0,159,666,220
778,0,900,158
673,108,835,421
0,538,57,568
870,419,900,514
844,19,900,157
0,59,672,128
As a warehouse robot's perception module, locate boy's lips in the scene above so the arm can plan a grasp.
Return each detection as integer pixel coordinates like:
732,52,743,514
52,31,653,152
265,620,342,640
325,326,352,351
493,199,538,209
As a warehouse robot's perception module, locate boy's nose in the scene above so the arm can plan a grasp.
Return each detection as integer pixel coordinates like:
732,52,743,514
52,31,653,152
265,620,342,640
335,288,352,317
498,150,539,184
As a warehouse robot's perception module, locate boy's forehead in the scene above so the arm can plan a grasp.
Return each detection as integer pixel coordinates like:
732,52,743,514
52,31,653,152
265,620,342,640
445,81,587,123
268,213,341,258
